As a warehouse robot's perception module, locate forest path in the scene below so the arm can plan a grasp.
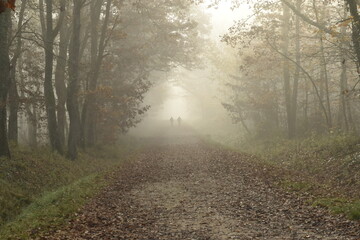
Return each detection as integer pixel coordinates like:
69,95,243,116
44,129,359,239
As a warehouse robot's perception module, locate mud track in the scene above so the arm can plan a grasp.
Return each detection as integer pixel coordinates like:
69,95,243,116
44,134,360,239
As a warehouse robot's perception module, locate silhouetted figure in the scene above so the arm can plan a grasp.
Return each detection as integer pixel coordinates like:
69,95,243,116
177,116,182,126
170,117,174,126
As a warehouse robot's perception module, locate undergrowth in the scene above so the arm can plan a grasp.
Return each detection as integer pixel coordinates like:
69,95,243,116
204,132,360,220
0,174,105,239
0,137,140,238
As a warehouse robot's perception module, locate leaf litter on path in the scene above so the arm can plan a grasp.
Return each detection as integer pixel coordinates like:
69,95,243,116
40,138,360,240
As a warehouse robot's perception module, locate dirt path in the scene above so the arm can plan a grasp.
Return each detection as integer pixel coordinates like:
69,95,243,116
43,136,360,239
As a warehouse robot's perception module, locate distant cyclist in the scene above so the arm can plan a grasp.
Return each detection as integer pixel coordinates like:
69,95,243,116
170,117,174,126
177,116,182,126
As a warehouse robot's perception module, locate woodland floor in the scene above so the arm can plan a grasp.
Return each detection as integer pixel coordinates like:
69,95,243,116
39,128,360,240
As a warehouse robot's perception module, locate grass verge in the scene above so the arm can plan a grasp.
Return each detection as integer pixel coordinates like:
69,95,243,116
281,179,360,220
0,174,106,239
312,198,360,220
201,133,360,220
0,136,140,239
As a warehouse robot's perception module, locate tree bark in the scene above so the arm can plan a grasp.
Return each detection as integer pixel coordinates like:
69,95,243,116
8,65,19,143
55,12,70,148
40,0,65,154
8,0,27,144
282,3,293,138
319,37,332,128
67,0,82,160
27,103,38,147
346,0,360,72
82,0,112,147
304,78,309,131
289,0,301,138
340,59,349,131
339,7,350,132
313,2,332,129
0,7,11,158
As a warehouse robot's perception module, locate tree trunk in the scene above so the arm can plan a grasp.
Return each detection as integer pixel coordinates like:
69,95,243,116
319,37,332,128
40,0,65,154
346,0,360,72
45,0,62,153
346,95,357,132
282,3,293,138
7,8,17,143
0,8,11,158
8,67,19,143
27,103,38,148
289,0,301,138
304,79,309,132
340,59,349,131
81,0,102,148
313,0,332,130
55,14,70,148
82,0,112,147
339,8,350,132
8,0,27,144
67,0,82,160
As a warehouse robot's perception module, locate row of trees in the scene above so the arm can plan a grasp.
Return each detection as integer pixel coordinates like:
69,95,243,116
0,0,204,159
221,0,360,139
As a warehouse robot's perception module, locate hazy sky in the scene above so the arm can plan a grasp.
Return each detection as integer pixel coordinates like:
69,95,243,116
204,1,250,39
161,85,189,119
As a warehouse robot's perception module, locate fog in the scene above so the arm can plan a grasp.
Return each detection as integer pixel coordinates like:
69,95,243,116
129,2,246,141
2,1,360,238
129,0,360,146
1,0,360,155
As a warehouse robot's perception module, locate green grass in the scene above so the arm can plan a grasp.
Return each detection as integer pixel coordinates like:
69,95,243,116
312,198,360,220
201,132,360,221
231,133,360,192
238,133,359,161
280,180,313,192
0,137,140,238
279,180,360,220
0,174,106,239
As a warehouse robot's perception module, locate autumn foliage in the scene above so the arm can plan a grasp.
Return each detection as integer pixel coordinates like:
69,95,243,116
0,0,206,159
0,0,15,13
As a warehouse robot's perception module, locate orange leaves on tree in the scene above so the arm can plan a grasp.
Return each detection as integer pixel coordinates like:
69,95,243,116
6,0,16,11
0,0,15,13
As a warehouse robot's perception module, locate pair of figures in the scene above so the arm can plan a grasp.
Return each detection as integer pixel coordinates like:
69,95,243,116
170,117,182,126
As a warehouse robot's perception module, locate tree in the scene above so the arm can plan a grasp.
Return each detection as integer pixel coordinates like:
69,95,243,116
282,2,292,138
220,0,354,137
0,0,208,158
39,0,65,154
8,0,26,144
67,0,83,160
55,1,70,147
0,6,11,158
345,0,360,72
80,0,205,145
82,0,113,148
